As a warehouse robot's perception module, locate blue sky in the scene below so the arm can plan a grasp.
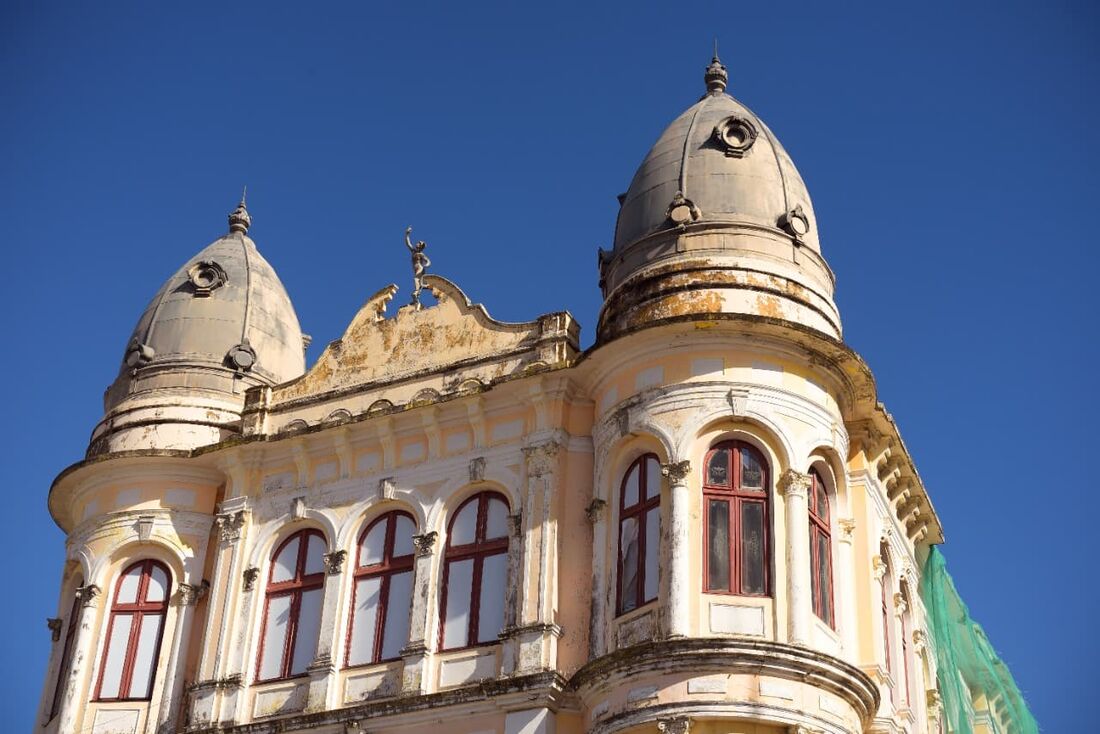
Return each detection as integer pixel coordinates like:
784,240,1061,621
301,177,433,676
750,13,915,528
1,1,1096,730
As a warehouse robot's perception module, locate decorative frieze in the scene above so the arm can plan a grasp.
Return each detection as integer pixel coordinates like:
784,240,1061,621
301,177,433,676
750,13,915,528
323,550,347,575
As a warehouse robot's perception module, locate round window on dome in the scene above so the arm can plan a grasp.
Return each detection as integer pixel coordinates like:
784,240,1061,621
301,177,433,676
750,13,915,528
712,116,758,158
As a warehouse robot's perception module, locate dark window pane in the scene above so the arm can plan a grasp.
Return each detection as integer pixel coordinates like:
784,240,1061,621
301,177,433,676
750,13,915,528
707,499,730,591
815,478,828,519
707,449,730,487
741,502,766,594
741,449,764,490
817,531,832,625
620,517,639,611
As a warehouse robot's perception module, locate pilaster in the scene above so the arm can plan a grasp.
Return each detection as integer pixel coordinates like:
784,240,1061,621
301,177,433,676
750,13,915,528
400,531,438,694
661,460,692,638
779,469,813,645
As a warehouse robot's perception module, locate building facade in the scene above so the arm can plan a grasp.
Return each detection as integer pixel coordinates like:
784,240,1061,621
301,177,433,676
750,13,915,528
38,56,1030,734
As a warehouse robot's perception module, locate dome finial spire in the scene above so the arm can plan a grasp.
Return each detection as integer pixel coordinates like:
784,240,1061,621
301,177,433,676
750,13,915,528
228,186,251,234
704,42,728,95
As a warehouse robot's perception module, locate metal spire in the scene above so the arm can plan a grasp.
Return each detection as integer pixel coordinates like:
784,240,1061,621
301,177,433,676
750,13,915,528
228,186,252,234
704,43,728,95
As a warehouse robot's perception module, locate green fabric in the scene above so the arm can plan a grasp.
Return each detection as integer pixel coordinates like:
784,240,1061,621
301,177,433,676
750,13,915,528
920,548,1039,734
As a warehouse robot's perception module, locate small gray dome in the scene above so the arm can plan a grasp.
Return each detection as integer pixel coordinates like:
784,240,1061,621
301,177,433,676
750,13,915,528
613,78,818,254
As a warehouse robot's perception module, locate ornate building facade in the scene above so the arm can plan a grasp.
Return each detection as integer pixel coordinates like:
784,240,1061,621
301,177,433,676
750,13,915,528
38,56,1030,734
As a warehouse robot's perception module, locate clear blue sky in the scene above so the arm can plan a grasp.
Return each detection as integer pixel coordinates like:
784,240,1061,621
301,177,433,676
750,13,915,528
2,1,1095,730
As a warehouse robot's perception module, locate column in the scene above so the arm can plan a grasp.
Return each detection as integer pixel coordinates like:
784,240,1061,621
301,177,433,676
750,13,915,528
305,550,348,712
778,469,812,646
157,582,206,731
836,518,858,657
661,460,692,639
400,531,437,693
55,584,101,734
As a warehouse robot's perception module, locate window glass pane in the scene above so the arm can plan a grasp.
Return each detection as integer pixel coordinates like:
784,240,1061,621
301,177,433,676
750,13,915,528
360,522,387,567
450,502,478,546
393,515,416,558
707,499,730,591
272,537,300,583
303,534,326,576
619,516,639,610
347,577,381,666
815,477,829,519
382,571,413,659
623,463,640,507
291,588,323,675
741,449,764,489
128,613,164,699
707,449,730,487
817,531,832,625
484,497,509,540
146,565,169,603
741,502,766,594
99,614,132,698
477,553,507,643
643,506,660,602
443,559,473,648
116,566,142,604
645,456,661,500
259,595,292,680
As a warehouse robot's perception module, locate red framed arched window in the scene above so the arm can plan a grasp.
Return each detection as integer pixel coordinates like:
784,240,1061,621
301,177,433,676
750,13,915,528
346,511,416,667
617,454,661,615
95,560,171,701
257,529,327,682
50,585,82,717
809,468,834,627
439,492,509,650
703,441,770,596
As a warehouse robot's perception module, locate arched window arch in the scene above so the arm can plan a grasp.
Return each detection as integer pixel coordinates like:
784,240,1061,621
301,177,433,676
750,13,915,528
50,581,83,718
95,560,171,701
703,440,770,596
617,453,661,615
346,511,416,666
439,491,509,650
257,529,327,682
809,468,834,627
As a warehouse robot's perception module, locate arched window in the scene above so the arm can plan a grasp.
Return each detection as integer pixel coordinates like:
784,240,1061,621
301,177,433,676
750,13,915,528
95,560,171,701
617,454,661,615
50,584,82,718
257,530,326,681
346,511,416,666
440,492,509,650
809,468,834,627
880,544,895,704
703,441,770,595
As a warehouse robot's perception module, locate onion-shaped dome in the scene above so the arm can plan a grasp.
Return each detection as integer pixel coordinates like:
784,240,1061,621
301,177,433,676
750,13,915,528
89,197,306,455
598,56,841,342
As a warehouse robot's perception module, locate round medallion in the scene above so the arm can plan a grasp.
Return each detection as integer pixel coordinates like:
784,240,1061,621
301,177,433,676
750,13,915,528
712,116,758,158
187,260,228,296
778,205,811,240
226,342,257,371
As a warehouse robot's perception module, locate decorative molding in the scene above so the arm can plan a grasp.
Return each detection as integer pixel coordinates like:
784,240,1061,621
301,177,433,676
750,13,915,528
523,441,560,478
665,191,701,226
661,460,692,485
412,532,437,557
76,584,101,608
468,456,486,482
585,498,607,523
323,550,347,575
657,716,692,734
777,469,811,498
47,618,62,642
712,115,758,158
215,510,247,544
242,567,260,592
187,260,228,296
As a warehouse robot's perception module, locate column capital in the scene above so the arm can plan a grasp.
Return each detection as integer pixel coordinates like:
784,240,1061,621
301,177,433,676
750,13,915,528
242,567,261,592
657,716,692,734
215,509,248,544
76,583,101,608
412,531,437,557
523,440,560,477
838,518,856,540
323,550,347,575
173,581,208,607
661,460,692,484
778,468,812,498
585,498,607,523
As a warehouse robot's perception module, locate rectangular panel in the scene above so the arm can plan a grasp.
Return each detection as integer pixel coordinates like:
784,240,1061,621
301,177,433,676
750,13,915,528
709,602,765,635
707,499,730,591
477,554,507,643
741,501,766,594
347,577,381,666
443,559,473,648
98,614,133,698
290,588,323,675
259,595,291,680
643,507,660,602
382,571,413,659
128,613,164,699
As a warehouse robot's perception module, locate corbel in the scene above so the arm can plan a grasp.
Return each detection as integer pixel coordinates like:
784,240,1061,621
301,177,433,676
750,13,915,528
47,618,63,642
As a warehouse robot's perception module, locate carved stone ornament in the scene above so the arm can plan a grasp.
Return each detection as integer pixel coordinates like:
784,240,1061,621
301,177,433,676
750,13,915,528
243,567,261,592
524,441,560,478
468,456,486,482
838,518,857,540
893,592,908,616
136,514,156,541
187,260,228,296
226,341,257,372
912,628,928,653
215,510,247,544
661,460,692,484
323,550,347,575
779,204,811,241
712,115,758,158
585,498,607,523
412,531,437,557
657,717,692,734
345,721,363,734
76,584,101,607
777,469,812,498
927,688,943,715
47,618,63,642
124,338,155,368
666,191,702,226
173,582,207,607
378,477,396,500
727,387,749,416
872,555,887,581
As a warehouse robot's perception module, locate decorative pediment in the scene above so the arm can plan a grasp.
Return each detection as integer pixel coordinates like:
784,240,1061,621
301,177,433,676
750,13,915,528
270,275,578,406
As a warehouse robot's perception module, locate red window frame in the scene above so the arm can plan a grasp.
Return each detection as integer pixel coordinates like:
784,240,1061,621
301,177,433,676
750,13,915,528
616,453,661,615
702,440,771,596
438,491,509,651
345,511,416,667
50,590,82,718
880,548,895,703
256,529,326,682
808,468,835,627
900,587,912,705
94,560,171,701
